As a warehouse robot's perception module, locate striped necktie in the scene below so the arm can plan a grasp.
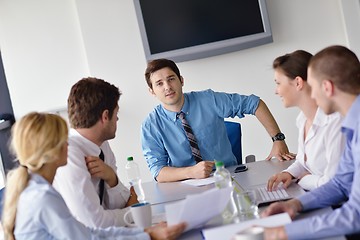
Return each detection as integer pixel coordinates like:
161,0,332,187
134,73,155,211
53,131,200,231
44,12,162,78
177,112,203,163
99,150,105,205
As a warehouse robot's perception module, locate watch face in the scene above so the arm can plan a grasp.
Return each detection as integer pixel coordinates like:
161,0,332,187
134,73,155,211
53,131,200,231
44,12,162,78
273,133,285,141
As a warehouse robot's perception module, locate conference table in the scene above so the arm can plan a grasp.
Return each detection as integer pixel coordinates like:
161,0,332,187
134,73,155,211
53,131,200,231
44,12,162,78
142,159,345,240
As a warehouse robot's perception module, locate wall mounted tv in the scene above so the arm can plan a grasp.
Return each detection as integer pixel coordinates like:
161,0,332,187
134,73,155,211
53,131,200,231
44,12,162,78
133,0,273,63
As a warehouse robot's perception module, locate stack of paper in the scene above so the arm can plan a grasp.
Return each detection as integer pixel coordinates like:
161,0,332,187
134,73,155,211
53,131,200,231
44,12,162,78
202,213,292,240
181,176,215,187
165,187,232,231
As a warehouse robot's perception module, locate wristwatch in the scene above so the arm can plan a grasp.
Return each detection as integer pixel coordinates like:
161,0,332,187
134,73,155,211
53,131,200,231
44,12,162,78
272,132,285,142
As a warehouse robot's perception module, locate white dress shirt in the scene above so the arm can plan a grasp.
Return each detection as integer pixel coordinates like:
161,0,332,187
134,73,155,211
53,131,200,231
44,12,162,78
15,173,149,240
53,129,131,228
285,108,344,190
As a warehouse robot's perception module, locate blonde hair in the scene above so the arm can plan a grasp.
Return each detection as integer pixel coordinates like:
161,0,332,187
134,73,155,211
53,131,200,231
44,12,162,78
2,112,68,240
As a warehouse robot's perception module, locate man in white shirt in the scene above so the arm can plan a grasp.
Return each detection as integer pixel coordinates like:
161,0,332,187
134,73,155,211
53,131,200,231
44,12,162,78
53,77,138,228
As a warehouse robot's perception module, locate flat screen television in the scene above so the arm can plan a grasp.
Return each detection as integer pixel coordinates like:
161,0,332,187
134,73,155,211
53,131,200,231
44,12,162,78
133,0,273,62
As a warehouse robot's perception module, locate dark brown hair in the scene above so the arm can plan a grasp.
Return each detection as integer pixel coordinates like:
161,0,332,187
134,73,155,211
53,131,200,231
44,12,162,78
309,45,360,94
273,50,313,80
145,59,181,89
68,77,121,128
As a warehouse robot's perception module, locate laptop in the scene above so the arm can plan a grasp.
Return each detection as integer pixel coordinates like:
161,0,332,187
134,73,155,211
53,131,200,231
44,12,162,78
232,178,306,207
247,183,306,207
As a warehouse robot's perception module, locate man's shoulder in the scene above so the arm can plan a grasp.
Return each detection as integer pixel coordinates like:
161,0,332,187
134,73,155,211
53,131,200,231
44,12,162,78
143,105,164,125
185,89,214,97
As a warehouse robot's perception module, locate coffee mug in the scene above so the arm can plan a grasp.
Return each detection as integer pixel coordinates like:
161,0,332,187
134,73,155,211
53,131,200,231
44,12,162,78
124,202,152,228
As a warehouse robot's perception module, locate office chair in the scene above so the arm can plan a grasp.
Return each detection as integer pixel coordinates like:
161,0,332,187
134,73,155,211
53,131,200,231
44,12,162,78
224,121,242,165
224,121,256,165
0,187,4,219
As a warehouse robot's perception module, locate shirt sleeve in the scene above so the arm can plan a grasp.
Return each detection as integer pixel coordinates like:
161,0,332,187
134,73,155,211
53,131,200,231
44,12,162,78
141,119,169,179
38,190,150,240
208,90,260,118
284,136,360,239
283,160,307,179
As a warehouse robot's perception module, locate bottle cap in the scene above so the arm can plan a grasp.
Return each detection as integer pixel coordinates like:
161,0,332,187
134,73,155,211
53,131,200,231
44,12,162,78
127,156,134,161
215,160,224,167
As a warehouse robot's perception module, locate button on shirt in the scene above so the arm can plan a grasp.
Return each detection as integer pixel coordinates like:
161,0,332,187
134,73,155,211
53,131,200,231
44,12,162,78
285,95,360,239
15,173,149,240
141,89,260,179
284,108,344,190
53,129,131,228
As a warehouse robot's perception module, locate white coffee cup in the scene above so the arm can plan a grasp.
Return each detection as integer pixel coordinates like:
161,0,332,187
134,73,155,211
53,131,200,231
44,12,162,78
124,202,152,228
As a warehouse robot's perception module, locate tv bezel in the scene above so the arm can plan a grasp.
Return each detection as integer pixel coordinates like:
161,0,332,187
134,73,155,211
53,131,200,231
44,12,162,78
133,0,273,63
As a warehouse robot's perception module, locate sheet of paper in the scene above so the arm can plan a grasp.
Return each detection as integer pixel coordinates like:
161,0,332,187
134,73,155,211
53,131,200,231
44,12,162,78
152,212,166,225
165,187,232,231
202,212,292,240
181,176,215,186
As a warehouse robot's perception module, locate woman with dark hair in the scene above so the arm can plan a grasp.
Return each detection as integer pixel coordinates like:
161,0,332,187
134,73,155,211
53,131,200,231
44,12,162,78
267,50,344,191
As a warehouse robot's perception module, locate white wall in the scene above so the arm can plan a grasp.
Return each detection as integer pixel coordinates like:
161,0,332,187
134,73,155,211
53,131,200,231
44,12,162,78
0,0,359,184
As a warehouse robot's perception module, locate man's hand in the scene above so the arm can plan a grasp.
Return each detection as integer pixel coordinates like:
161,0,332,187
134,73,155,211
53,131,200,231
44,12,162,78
125,186,139,207
264,226,288,240
85,155,118,187
188,161,215,179
145,221,186,240
267,172,294,191
261,199,302,220
266,141,296,161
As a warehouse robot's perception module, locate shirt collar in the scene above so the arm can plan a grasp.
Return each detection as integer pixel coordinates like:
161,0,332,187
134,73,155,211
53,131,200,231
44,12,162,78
161,93,190,122
312,108,329,127
341,95,360,135
296,107,330,128
69,128,103,156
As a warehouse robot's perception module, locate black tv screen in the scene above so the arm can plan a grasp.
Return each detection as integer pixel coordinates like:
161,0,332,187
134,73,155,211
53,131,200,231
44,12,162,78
133,0,273,62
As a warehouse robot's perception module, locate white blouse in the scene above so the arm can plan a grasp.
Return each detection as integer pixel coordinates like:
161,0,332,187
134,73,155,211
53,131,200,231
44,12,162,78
285,108,344,190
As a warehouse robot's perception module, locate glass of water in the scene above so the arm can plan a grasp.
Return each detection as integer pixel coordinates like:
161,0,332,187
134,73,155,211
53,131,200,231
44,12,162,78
235,190,259,219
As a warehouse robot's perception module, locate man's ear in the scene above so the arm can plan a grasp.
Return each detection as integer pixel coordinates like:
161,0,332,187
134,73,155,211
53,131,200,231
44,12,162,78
322,79,335,97
148,87,155,96
180,76,184,86
101,109,109,122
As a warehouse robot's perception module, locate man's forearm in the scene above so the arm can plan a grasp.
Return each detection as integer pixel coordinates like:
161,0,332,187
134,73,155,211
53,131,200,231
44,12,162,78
156,166,193,183
254,99,281,137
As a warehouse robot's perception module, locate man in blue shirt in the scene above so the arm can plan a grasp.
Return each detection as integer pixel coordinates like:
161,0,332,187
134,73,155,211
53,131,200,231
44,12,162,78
263,45,360,239
141,58,294,182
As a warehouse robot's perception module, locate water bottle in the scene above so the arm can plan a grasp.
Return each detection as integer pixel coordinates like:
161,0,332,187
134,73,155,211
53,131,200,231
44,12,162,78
214,160,238,220
125,156,145,203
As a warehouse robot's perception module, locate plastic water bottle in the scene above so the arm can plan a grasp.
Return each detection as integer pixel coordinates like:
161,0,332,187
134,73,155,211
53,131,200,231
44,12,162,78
214,160,238,220
125,156,145,203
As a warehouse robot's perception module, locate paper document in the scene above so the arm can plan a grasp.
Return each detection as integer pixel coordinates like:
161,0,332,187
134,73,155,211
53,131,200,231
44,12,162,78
152,212,166,225
202,212,291,240
165,187,232,231
181,176,215,186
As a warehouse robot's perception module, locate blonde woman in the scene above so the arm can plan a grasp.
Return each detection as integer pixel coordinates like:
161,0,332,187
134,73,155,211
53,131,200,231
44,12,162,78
2,112,185,240
267,50,344,191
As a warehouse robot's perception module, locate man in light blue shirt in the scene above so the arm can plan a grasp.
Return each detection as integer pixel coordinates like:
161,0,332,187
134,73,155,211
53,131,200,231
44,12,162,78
141,58,294,182
263,45,360,239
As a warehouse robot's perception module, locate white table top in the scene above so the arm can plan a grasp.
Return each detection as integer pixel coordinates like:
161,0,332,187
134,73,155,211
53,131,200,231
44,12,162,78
142,159,345,240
